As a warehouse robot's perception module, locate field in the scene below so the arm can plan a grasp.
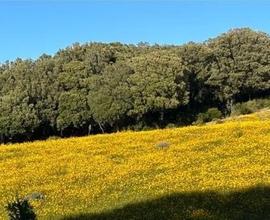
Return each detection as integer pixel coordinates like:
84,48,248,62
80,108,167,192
1,110,270,219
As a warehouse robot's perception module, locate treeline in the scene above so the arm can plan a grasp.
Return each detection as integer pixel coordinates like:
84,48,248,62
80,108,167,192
0,28,270,143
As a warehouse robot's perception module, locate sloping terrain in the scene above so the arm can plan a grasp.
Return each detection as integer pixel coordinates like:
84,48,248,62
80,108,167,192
0,111,270,219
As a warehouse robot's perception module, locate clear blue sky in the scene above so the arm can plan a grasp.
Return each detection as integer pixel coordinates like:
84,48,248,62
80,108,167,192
1,0,270,62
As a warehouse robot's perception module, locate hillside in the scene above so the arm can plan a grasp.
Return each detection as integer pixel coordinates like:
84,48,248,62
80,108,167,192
0,110,270,219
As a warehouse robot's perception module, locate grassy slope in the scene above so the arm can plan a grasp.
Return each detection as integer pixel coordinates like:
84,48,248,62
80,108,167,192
0,110,270,219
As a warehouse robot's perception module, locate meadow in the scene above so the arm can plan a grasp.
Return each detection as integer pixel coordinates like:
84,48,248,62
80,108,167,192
0,110,270,219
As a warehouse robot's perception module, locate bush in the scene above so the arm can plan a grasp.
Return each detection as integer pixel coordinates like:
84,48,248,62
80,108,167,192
47,136,61,140
196,108,223,124
231,98,270,116
155,141,170,149
6,197,36,220
166,123,176,129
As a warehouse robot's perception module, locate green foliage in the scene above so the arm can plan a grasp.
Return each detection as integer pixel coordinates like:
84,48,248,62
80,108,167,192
196,108,223,123
231,98,270,116
205,28,270,113
88,62,133,127
57,90,90,132
128,50,189,118
0,94,40,139
0,28,270,142
5,197,36,220
165,123,176,128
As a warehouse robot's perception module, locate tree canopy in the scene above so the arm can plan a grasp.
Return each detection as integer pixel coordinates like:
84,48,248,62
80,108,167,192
0,28,269,142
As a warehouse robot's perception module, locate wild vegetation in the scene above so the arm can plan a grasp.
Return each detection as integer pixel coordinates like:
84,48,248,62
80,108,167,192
0,110,270,219
0,28,270,143
5,196,37,220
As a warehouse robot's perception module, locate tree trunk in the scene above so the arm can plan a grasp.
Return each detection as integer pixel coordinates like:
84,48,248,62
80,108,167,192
226,99,233,116
160,111,164,122
88,124,92,135
98,122,104,133
0,133,3,143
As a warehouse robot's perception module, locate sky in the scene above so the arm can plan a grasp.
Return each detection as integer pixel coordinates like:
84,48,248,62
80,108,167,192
0,0,270,62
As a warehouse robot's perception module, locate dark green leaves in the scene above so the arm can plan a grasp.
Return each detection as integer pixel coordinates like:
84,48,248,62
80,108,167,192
0,28,270,142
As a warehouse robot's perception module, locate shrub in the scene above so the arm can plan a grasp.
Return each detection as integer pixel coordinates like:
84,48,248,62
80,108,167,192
47,136,61,140
231,98,270,116
155,141,170,149
166,123,176,129
5,197,36,220
196,108,223,124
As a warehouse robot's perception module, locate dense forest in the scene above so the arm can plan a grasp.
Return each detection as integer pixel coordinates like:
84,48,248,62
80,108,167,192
0,28,270,143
